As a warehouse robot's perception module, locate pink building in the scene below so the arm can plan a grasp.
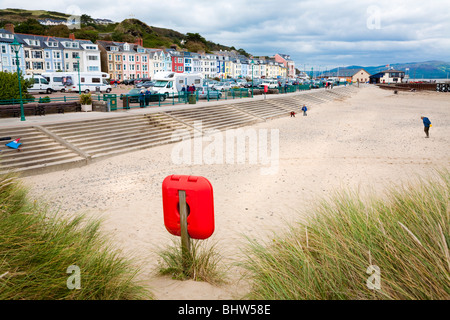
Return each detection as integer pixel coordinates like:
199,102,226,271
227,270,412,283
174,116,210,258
274,53,296,79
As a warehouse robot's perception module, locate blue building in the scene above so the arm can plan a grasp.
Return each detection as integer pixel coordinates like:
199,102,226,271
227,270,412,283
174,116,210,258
0,28,26,74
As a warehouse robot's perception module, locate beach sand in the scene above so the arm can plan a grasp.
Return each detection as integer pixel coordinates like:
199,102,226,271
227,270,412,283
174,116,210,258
23,85,450,299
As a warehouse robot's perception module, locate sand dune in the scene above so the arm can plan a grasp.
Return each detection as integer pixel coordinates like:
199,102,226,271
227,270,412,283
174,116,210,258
24,85,450,299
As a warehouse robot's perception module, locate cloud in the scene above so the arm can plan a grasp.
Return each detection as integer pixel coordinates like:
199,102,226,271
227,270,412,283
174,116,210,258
3,0,450,67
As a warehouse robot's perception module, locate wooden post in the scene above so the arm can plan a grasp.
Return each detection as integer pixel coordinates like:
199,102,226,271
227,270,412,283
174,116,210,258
178,190,190,271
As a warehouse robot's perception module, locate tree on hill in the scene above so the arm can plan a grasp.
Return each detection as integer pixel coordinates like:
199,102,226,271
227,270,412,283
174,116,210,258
15,18,46,35
74,27,99,43
46,25,70,38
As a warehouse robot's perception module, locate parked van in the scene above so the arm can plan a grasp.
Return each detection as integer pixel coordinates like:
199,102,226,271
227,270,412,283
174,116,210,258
64,72,112,93
152,72,204,97
24,75,53,94
41,72,69,92
258,79,279,89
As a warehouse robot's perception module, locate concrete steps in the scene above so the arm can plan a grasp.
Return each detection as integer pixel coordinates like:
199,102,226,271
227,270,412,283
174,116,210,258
230,100,290,120
0,126,85,176
42,113,190,160
165,104,261,132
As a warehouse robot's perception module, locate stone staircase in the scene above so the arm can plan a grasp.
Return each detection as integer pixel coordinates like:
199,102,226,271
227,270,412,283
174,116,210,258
0,85,359,176
165,104,260,132
0,126,86,176
41,113,190,161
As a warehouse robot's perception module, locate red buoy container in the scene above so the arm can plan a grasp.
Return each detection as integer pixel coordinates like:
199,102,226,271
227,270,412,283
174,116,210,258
162,175,214,239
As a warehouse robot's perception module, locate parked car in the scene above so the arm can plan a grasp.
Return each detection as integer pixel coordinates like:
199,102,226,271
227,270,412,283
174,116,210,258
122,79,133,85
119,88,166,103
134,78,152,86
205,80,219,88
110,79,121,85
213,82,232,91
196,86,223,99
236,79,247,87
136,81,155,89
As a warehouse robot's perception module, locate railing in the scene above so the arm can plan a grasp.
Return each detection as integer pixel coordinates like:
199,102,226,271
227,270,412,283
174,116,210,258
1,82,354,115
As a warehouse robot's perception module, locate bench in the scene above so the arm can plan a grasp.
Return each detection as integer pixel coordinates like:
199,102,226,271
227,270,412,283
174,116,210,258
0,103,42,117
38,101,80,115
0,101,80,118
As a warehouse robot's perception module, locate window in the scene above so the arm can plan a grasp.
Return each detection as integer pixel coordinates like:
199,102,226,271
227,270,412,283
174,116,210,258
45,52,50,59
177,66,183,71
1,45,6,54
53,51,61,59
25,50,30,58
47,41,58,47
33,62,43,70
54,62,62,70
72,52,80,59
88,55,98,60
108,54,112,61
73,63,79,71
92,78,101,83
85,45,97,50
178,58,183,63
46,62,51,70
88,66,99,71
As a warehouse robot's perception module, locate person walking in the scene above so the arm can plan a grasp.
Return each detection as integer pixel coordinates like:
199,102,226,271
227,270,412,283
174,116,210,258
421,116,431,138
301,105,308,116
139,89,145,108
145,88,151,106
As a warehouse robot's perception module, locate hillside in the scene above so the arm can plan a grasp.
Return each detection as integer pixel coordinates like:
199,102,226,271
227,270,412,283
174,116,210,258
0,8,248,55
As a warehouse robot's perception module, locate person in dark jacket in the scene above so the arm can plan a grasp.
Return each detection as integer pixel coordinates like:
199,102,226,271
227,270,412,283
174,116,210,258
301,105,308,116
139,89,145,108
421,116,431,138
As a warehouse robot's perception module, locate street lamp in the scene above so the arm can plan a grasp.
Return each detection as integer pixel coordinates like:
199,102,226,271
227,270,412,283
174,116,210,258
10,38,25,121
251,59,254,96
75,56,81,93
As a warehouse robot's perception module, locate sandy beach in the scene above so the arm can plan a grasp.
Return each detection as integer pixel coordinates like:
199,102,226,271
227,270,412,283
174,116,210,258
23,85,450,299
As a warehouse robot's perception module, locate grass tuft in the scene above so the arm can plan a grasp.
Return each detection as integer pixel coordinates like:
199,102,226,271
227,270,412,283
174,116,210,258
241,170,450,300
0,172,151,300
157,238,226,285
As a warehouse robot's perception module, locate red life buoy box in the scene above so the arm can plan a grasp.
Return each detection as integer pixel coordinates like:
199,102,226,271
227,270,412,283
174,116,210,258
162,175,214,239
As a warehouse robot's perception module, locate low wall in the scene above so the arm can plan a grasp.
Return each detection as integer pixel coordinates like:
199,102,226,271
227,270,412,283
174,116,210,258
377,83,437,91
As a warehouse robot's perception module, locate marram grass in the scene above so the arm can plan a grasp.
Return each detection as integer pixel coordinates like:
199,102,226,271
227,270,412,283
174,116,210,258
0,172,151,300
242,171,450,300
157,238,226,285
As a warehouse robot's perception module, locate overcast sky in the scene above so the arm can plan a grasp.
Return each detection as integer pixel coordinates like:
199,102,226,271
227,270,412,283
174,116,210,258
3,0,450,71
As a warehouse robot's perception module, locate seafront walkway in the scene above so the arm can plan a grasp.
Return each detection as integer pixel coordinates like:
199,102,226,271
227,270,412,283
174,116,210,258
0,85,360,176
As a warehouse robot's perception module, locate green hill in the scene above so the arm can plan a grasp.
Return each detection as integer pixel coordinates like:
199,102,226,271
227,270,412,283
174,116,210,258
0,8,248,54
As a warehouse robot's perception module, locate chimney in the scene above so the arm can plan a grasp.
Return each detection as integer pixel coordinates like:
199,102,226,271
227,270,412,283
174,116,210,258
69,33,75,40
4,23,15,34
135,37,143,46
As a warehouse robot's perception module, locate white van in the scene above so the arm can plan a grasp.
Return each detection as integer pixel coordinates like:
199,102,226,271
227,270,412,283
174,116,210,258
64,72,112,93
41,72,69,92
152,72,203,97
24,75,53,94
258,79,279,89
